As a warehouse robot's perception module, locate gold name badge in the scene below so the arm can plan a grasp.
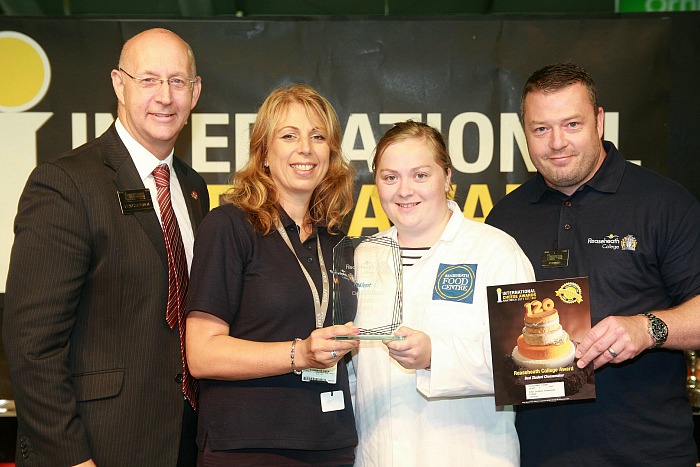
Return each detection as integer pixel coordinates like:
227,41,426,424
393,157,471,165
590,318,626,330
118,189,154,214
541,249,569,268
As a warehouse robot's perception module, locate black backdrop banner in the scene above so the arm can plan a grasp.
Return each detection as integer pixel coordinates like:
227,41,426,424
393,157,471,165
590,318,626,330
1,14,699,294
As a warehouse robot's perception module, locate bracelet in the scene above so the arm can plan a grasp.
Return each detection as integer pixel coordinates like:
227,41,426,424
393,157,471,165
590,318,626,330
290,338,302,375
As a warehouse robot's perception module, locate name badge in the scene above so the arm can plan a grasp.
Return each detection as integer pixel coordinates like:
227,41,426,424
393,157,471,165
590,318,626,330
302,364,337,384
118,189,154,214
541,249,569,268
320,391,345,413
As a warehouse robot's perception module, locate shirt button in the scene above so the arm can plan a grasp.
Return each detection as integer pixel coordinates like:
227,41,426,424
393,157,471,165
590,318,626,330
175,373,183,383
565,201,572,207
307,257,314,263
564,224,571,230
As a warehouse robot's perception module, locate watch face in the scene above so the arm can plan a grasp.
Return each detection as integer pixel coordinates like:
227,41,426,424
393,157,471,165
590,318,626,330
647,313,668,345
651,320,668,338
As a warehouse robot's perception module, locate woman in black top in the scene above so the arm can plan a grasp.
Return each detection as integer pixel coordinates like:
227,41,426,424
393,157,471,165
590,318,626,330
186,84,359,465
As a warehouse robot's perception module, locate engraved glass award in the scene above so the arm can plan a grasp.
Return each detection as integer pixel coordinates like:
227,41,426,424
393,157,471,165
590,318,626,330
332,236,404,340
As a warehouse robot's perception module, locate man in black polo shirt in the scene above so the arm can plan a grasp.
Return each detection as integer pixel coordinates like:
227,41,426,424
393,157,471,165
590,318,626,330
486,62,700,466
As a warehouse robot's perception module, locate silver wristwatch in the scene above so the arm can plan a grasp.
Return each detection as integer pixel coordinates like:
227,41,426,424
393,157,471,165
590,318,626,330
642,312,668,349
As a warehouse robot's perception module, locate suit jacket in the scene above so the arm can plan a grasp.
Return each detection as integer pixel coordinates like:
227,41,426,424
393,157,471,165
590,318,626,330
2,124,209,466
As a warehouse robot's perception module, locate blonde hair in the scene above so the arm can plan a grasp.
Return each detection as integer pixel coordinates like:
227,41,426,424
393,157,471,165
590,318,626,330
224,84,354,234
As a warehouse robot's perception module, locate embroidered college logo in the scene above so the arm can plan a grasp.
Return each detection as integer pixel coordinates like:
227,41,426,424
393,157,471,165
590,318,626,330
432,263,477,303
587,233,638,251
621,235,637,251
555,282,584,304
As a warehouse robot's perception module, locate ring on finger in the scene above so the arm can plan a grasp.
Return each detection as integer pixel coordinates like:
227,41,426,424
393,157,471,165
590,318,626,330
330,350,338,359
608,346,618,358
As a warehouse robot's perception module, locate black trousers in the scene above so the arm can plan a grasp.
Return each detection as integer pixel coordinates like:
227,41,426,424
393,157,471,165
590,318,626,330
177,399,198,467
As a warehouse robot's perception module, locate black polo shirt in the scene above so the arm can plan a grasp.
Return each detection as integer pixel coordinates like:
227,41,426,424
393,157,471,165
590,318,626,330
486,141,700,466
186,203,357,453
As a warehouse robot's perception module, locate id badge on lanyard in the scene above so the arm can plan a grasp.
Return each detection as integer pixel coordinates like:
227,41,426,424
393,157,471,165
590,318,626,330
276,221,336,385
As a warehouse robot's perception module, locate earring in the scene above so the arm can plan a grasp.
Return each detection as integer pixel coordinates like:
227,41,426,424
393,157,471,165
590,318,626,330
263,160,269,168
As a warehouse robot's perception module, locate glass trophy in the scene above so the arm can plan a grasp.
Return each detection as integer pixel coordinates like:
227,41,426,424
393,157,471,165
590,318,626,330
332,236,404,340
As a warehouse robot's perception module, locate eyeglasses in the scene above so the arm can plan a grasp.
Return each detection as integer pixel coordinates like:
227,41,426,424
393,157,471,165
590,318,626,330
119,68,197,92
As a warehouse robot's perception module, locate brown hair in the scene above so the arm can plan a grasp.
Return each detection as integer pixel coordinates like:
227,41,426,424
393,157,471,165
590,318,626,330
520,63,599,121
224,83,354,234
372,120,452,177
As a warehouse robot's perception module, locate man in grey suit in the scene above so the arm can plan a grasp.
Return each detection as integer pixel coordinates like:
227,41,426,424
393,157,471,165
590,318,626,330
2,28,209,466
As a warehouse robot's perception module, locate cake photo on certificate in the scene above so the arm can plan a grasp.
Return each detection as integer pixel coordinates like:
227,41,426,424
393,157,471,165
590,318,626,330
511,297,576,370
488,277,595,406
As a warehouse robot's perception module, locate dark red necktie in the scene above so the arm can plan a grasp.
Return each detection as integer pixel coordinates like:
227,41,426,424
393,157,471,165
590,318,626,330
153,164,197,409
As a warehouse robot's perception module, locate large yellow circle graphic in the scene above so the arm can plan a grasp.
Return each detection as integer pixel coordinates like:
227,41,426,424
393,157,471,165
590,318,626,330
0,31,51,113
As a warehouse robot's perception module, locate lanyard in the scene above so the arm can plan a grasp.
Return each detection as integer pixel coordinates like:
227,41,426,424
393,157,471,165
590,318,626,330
276,220,329,328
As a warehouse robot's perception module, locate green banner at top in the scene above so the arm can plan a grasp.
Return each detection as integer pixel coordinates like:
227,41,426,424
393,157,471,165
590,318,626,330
616,0,700,12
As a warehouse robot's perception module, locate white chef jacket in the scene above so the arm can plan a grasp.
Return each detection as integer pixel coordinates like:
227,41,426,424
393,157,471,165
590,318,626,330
352,200,535,467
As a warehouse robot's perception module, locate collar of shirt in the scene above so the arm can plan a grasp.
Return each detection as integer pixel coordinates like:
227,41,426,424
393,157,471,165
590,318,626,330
277,205,331,241
382,199,463,247
115,118,175,180
439,199,467,243
528,140,625,203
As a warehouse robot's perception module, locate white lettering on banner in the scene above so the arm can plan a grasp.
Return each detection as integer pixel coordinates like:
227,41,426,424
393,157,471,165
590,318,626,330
604,112,635,164
449,112,494,174
234,113,256,171
500,113,533,172
0,112,53,292
605,112,619,148
342,113,376,168
63,110,622,174
426,113,442,130
71,113,115,148
70,112,87,148
191,113,230,173
71,113,87,147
